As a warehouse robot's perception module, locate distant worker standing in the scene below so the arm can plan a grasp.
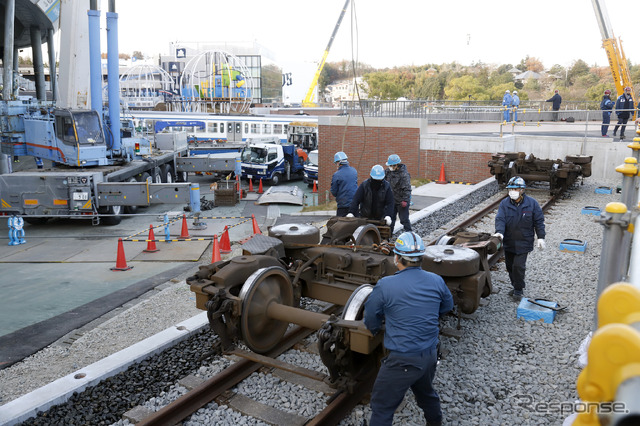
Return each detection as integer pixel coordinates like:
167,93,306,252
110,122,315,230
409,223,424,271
364,232,454,426
493,176,546,301
614,86,634,140
348,165,394,225
546,89,562,122
511,90,520,122
600,89,614,137
385,154,412,233
330,151,357,217
502,90,513,122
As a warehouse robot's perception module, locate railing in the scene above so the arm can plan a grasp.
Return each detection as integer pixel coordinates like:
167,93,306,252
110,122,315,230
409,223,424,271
340,99,601,121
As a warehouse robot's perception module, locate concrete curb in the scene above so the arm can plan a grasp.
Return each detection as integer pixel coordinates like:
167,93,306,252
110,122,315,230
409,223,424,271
0,313,209,426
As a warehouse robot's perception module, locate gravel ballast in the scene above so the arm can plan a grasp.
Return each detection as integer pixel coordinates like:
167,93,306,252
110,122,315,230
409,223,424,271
0,180,621,425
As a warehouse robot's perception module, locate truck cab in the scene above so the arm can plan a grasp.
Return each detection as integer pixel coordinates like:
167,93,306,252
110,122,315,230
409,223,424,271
303,149,318,186
241,142,306,185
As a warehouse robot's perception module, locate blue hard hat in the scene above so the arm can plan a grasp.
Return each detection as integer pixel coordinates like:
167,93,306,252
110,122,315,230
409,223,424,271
506,176,526,189
370,164,385,180
334,151,348,163
393,232,426,257
386,154,401,166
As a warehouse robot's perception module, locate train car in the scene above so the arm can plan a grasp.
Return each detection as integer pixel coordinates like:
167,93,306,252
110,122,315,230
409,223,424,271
127,111,318,145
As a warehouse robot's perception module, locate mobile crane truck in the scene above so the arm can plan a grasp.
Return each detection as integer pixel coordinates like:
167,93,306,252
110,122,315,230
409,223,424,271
0,1,237,225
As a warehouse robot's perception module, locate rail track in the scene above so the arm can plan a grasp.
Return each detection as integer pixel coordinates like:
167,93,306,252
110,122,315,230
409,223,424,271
10,183,569,426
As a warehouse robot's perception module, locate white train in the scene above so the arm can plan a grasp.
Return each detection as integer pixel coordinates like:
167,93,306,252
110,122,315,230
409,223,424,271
126,110,317,145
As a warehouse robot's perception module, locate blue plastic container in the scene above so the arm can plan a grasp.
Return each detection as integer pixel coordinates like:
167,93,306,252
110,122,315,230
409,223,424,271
581,206,601,216
517,299,559,323
595,186,613,194
559,239,587,254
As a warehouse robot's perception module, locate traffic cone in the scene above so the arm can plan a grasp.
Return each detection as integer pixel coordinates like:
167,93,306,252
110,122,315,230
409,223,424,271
248,179,254,192
312,180,318,193
251,214,262,235
143,225,159,253
436,163,448,185
211,234,221,262
180,214,191,238
219,225,232,253
258,178,264,194
111,238,133,271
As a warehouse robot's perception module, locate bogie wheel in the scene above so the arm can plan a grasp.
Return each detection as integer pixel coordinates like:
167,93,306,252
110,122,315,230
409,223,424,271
239,266,293,353
160,164,174,183
342,284,374,321
352,224,381,246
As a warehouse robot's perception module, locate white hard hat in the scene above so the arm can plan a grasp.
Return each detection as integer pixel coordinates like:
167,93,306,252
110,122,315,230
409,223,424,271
505,90,510,93
513,91,518,94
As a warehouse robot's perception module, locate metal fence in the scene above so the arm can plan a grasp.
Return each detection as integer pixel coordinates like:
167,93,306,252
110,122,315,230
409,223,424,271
340,99,602,122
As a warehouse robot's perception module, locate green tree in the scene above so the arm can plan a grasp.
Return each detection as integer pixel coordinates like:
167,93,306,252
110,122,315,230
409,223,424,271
261,64,282,102
444,75,489,100
567,60,590,84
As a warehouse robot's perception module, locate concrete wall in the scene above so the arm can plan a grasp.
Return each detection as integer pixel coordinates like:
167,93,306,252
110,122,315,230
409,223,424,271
318,117,635,201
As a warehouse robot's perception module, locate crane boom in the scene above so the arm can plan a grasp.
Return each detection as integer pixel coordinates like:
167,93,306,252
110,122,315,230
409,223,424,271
302,0,351,107
591,0,634,103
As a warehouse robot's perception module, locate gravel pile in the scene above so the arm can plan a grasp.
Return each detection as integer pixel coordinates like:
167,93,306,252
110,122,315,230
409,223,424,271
1,179,621,426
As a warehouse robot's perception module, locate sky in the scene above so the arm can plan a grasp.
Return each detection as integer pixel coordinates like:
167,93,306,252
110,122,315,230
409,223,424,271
102,1,640,102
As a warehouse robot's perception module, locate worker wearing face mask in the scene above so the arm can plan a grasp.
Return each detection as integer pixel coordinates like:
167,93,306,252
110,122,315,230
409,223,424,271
493,176,546,301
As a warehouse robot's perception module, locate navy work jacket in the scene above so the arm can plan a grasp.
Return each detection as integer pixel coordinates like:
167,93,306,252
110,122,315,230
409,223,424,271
495,194,546,254
330,163,357,209
364,267,454,353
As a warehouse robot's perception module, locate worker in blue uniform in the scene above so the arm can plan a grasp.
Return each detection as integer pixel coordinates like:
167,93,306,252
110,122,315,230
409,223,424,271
546,89,562,122
502,90,512,122
364,232,454,426
601,89,614,137
614,86,634,140
511,90,520,122
385,154,412,233
347,165,394,225
330,151,357,217
494,176,546,301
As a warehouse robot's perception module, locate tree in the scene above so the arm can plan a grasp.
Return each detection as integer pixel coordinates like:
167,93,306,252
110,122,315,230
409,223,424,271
567,60,590,84
525,57,544,72
444,75,489,100
261,64,282,102
132,51,144,60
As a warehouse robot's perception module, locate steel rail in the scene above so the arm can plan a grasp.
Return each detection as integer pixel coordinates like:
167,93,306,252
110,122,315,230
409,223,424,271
137,305,339,426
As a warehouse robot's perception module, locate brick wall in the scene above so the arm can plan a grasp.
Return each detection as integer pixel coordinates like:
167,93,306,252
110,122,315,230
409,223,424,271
318,122,421,202
317,118,494,202
423,150,493,183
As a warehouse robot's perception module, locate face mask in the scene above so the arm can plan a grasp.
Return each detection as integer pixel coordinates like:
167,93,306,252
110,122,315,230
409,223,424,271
509,190,521,200
393,255,399,267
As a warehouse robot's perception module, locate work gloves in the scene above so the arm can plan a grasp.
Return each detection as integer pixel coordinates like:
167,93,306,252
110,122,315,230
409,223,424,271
537,239,546,250
346,213,354,218
492,232,503,240
384,216,392,226
401,201,408,208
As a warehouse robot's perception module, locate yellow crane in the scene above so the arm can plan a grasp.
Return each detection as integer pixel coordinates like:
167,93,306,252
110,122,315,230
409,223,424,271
302,0,351,107
591,0,635,104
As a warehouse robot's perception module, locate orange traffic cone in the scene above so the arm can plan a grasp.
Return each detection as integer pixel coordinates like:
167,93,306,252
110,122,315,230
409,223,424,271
258,178,264,194
111,238,133,271
312,180,318,193
211,234,222,262
248,179,254,192
251,214,262,235
180,214,191,238
436,163,448,185
219,225,232,253
143,224,159,252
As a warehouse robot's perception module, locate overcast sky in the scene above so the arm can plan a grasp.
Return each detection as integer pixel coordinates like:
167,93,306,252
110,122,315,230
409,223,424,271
105,0,640,102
